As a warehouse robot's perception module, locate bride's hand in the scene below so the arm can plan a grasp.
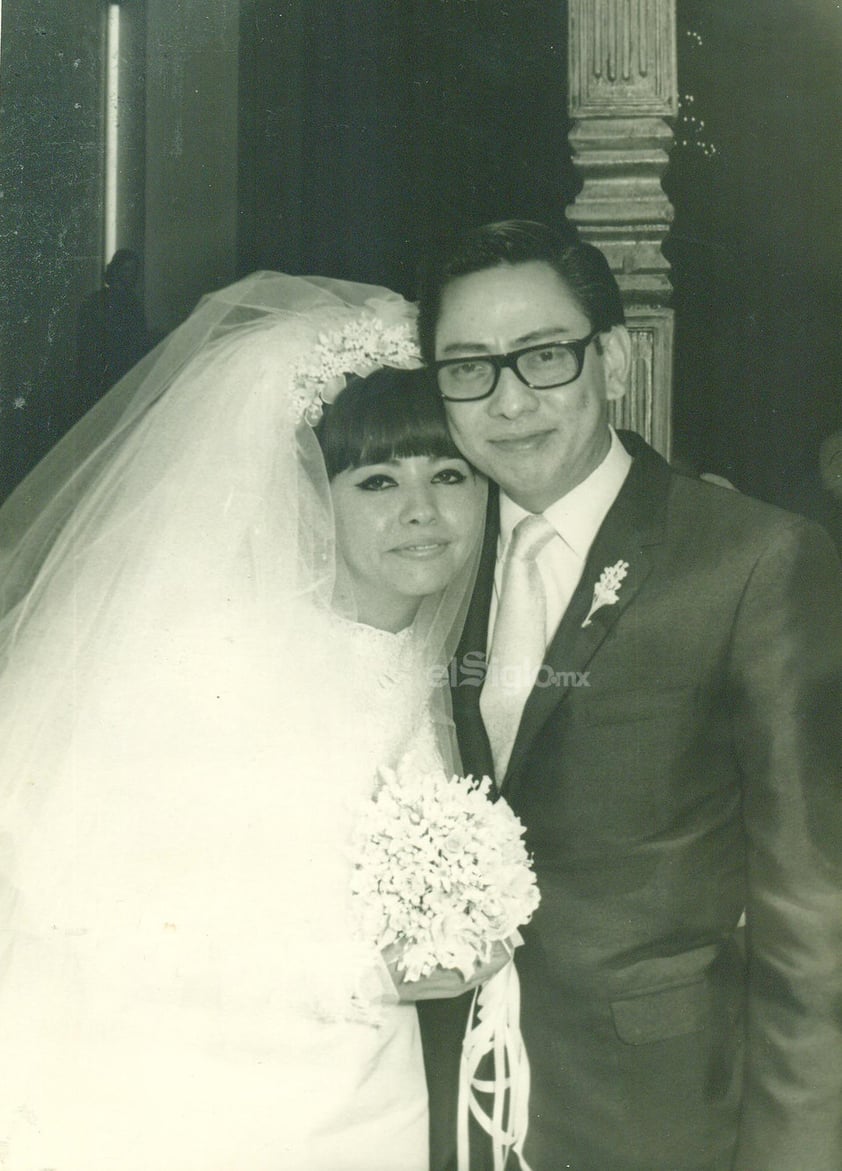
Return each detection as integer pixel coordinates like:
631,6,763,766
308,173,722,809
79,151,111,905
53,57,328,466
383,938,515,1002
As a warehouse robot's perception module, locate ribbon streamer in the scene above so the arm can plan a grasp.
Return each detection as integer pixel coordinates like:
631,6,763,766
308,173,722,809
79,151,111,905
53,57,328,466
457,961,533,1171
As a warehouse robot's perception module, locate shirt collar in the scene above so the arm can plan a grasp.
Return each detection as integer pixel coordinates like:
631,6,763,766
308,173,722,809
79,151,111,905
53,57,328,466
498,427,632,558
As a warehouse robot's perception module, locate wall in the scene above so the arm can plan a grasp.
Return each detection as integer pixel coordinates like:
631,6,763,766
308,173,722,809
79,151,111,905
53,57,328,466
0,0,106,495
115,0,148,261
144,0,240,334
0,0,243,500
238,0,306,277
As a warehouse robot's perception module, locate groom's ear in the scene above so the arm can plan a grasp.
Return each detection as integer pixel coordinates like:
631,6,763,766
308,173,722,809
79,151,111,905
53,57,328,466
600,326,631,403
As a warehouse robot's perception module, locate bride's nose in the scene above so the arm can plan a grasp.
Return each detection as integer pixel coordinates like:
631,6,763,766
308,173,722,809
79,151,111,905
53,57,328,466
400,484,438,525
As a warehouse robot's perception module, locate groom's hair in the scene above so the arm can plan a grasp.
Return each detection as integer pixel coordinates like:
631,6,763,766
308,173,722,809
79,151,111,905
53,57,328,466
315,366,463,479
416,219,625,363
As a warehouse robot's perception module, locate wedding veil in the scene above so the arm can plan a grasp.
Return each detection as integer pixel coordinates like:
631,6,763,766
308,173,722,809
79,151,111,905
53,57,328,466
0,272,485,820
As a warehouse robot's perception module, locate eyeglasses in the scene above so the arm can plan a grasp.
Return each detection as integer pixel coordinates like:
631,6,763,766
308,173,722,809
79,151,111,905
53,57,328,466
432,328,602,402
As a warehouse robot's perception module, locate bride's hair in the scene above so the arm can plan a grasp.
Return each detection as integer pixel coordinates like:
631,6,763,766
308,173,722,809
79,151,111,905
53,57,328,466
315,366,464,479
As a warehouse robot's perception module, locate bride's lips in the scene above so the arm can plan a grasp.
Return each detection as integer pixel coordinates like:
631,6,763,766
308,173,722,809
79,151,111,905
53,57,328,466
490,430,554,453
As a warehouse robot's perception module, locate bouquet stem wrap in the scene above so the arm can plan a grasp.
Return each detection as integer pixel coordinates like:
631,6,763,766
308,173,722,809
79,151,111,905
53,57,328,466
458,960,533,1171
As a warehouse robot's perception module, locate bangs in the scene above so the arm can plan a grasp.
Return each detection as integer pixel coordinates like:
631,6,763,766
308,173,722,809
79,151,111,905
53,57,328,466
351,405,461,469
316,367,462,478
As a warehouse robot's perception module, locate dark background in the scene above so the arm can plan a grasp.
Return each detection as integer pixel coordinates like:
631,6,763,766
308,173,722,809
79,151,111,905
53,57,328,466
239,0,842,521
238,0,571,289
3,0,841,529
665,2,841,520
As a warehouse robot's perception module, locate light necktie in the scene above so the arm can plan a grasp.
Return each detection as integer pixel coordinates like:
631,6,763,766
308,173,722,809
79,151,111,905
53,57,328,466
480,513,556,779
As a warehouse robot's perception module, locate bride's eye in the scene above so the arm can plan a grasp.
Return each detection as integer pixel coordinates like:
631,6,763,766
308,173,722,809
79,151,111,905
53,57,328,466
355,473,397,491
432,466,468,485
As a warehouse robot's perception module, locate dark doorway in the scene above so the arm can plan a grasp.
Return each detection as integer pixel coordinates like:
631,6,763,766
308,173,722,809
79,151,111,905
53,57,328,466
237,0,572,296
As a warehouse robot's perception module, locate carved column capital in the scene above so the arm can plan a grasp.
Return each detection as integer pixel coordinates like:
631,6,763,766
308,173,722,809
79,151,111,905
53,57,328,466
569,0,677,119
567,0,677,457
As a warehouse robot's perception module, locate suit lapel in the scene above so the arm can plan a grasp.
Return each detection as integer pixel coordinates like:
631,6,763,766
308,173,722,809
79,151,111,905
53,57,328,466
456,486,498,667
451,486,498,782
502,435,672,795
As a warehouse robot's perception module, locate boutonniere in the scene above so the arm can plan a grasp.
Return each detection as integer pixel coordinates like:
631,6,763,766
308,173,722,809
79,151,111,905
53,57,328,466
581,560,630,627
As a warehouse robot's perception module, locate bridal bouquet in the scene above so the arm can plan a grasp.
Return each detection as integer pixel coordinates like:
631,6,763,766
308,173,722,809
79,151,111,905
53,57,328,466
350,762,540,982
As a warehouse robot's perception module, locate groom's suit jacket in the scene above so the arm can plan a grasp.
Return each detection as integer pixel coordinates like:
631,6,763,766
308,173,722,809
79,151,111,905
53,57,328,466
438,431,842,1171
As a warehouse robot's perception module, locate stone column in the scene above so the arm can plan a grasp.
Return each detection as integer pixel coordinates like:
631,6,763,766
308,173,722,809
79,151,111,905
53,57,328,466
567,0,677,457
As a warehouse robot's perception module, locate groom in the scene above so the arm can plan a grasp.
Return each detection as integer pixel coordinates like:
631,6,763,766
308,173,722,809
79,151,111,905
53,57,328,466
415,221,842,1171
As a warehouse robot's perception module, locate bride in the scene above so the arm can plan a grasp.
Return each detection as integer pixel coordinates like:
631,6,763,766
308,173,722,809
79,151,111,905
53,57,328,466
0,274,506,1170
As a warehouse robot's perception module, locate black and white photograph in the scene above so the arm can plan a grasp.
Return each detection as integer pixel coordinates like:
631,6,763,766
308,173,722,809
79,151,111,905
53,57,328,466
1,3,840,1169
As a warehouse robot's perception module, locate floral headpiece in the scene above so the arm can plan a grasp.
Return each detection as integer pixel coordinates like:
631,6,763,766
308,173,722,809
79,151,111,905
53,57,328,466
291,312,421,426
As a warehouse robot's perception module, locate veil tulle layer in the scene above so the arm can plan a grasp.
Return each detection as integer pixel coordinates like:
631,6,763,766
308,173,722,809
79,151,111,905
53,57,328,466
0,273,485,798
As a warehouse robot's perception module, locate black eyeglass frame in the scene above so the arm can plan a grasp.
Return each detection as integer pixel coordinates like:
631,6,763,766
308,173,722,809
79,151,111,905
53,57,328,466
431,327,604,402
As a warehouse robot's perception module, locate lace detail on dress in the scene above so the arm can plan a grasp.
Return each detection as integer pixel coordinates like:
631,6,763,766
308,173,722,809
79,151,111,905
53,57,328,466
325,617,427,769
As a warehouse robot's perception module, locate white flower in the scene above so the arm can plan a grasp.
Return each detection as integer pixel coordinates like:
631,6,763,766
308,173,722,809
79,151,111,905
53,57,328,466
350,762,540,984
291,313,421,425
581,559,630,627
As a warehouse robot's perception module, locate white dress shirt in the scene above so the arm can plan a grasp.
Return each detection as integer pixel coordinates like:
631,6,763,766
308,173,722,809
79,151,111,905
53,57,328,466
488,427,633,646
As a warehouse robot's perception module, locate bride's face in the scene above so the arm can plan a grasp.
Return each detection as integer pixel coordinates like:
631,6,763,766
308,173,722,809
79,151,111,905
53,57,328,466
330,454,485,631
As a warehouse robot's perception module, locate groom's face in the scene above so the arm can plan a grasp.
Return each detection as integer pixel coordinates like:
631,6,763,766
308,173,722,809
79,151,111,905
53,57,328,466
434,261,628,512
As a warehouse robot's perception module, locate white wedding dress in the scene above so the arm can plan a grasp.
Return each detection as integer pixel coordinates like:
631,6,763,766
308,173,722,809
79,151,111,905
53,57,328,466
0,613,437,1171
0,275,483,1171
